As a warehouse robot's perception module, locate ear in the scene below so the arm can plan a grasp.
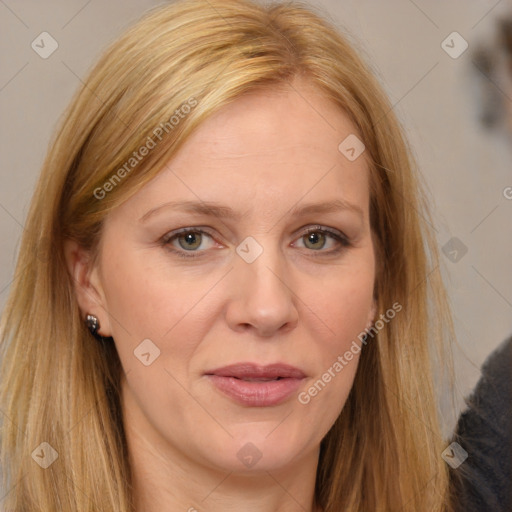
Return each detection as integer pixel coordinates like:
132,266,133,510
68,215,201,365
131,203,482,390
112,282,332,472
63,239,113,337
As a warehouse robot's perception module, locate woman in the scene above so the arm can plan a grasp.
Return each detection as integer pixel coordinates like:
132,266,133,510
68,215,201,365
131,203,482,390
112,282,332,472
0,0,456,510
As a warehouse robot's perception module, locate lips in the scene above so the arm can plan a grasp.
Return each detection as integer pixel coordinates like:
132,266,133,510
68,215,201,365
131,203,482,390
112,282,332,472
204,363,306,407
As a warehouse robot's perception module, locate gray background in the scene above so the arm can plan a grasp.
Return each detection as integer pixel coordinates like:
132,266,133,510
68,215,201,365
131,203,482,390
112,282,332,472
1,0,511,435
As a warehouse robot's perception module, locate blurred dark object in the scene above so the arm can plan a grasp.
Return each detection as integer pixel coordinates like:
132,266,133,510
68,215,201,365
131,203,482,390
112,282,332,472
471,15,512,130
500,17,512,60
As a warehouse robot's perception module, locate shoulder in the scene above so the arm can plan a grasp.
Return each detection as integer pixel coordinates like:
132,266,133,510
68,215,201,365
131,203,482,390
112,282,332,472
450,336,512,512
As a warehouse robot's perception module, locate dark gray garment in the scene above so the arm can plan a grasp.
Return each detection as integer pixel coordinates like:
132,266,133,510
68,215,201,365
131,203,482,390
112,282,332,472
450,335,512,511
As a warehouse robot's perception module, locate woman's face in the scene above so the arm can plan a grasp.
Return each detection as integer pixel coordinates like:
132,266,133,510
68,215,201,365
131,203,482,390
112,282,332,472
78,79,376,474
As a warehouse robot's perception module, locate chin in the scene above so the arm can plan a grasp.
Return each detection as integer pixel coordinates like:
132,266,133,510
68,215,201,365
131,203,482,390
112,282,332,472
198,427,312,474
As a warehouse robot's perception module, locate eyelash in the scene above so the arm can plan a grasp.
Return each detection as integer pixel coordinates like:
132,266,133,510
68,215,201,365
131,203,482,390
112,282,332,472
160,225,351,260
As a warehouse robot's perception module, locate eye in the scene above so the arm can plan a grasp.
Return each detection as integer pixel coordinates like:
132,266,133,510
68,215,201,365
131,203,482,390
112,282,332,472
161,228,217,258
293,226,351,256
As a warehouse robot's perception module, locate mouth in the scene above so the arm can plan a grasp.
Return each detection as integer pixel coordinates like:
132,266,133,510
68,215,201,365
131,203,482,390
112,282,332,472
204,363,306,407
206,363,306,380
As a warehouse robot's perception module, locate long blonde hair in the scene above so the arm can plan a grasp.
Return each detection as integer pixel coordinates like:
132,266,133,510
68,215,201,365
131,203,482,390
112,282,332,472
0,0,456,510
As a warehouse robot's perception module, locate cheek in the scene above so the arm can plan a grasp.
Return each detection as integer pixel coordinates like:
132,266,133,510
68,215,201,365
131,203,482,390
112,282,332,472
314,264,374,351
301,254,374,411
102,260,168,340
309,289,369,389
100,248,220,374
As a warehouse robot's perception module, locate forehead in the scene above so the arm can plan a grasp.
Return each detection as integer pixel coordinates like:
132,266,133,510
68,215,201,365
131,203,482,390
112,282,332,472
113,79,371,224
188,80,361,160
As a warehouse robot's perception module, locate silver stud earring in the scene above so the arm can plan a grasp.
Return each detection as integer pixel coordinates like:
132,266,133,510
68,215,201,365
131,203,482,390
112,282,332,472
86,314,100,336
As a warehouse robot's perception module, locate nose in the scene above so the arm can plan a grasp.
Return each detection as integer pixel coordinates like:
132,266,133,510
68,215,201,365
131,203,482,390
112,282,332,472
225,240,299,338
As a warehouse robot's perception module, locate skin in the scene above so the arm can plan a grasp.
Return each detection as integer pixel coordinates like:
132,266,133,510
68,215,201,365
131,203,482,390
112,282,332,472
65,77,377,512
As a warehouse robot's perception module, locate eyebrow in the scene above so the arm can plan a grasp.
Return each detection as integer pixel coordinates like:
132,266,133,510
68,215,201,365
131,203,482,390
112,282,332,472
139,198,364,223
